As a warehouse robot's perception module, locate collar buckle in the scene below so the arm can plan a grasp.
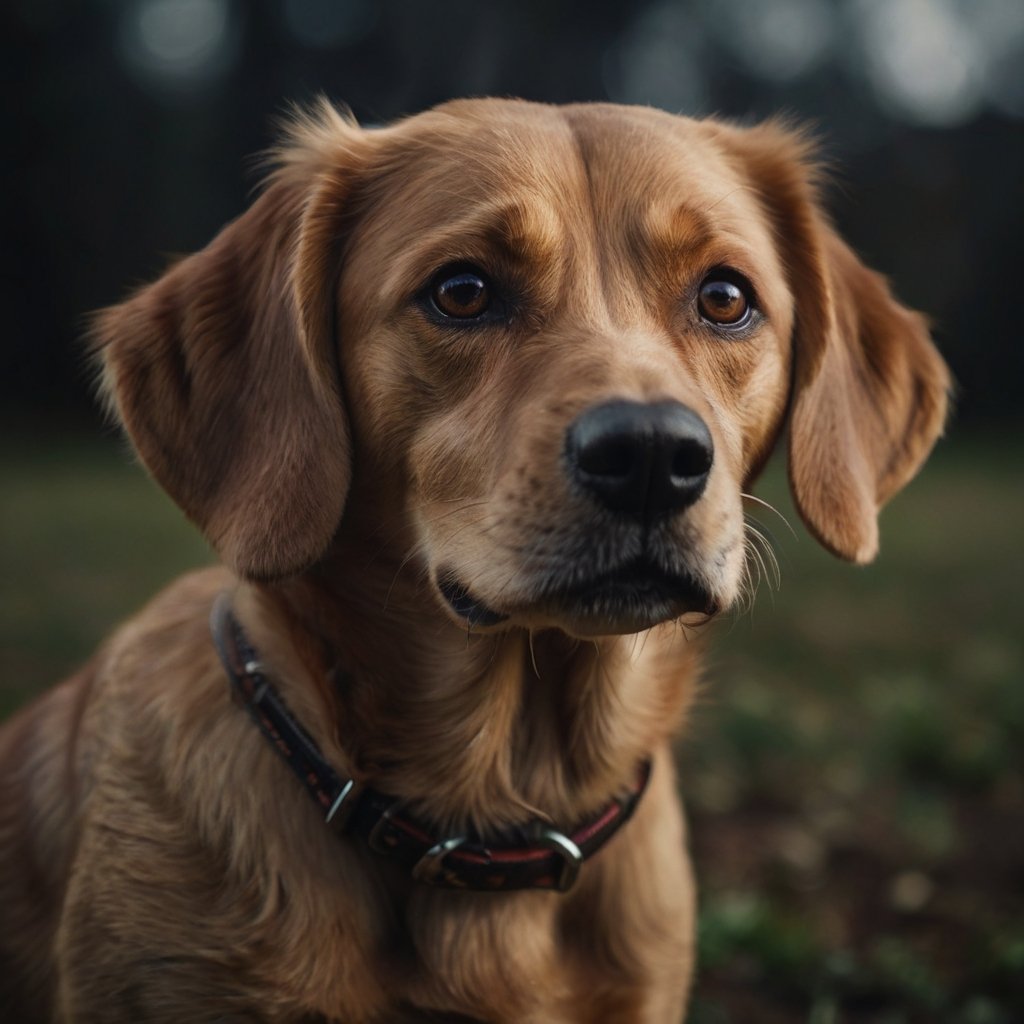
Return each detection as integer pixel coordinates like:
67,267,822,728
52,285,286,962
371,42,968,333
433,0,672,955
532,825,584,892
412,835,470,884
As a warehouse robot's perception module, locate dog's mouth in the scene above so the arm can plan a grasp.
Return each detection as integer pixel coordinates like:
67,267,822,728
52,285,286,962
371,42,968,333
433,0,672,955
437,560,717,636
437,578,511,629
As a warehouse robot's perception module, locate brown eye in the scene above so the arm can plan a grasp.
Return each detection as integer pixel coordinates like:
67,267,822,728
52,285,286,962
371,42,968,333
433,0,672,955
432,270,490,319
698,275,752,327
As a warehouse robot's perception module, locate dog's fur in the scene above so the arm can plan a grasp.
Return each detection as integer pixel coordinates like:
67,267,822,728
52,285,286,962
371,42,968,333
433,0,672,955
0,99,949,1022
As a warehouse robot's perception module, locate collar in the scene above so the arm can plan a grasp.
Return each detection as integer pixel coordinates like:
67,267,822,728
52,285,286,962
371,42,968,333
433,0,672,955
210,593,650,893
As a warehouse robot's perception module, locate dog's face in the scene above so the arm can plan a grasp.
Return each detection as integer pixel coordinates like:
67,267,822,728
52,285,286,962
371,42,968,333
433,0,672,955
338,104,793,635
94,99,950,638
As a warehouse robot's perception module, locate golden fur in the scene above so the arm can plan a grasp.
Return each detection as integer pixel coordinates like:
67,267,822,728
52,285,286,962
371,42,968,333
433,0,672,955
0,99,949,1022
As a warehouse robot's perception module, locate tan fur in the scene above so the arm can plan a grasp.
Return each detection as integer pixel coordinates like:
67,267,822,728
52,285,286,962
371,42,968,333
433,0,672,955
0,99,949,1022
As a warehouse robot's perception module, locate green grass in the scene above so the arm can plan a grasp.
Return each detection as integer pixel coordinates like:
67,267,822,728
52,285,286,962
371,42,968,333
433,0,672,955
0,430,211,713
1,428,1022,1022
685,436,1024,1023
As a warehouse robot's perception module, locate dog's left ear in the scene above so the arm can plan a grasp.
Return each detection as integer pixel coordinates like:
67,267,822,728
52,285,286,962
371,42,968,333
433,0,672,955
93,104,363,579
719,122,952,563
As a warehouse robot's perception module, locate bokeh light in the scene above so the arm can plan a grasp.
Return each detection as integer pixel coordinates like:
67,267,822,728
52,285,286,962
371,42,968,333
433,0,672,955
118,0,239,96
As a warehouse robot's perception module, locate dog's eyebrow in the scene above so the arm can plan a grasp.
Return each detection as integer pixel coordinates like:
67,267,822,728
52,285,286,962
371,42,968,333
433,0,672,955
632,198,771,291
388,199,565,295
479,200,564,265
636,202,717,263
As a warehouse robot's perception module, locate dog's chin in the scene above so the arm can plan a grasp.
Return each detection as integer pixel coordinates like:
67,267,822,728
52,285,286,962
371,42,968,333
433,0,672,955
437,563,718,637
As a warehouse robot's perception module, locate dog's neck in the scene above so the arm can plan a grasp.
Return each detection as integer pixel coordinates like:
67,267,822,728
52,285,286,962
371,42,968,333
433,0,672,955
257,525,703,834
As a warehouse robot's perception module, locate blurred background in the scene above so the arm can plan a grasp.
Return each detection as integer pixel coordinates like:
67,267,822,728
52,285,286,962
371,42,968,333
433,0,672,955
1,1,1022,1021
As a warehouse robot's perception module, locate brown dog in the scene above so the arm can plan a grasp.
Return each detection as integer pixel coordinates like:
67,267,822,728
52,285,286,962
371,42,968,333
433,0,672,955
0,99,949,1022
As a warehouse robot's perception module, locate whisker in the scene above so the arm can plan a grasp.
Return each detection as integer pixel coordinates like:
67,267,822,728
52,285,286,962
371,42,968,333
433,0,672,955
741,492,797,539
747,538,769,600
732,503,786,620
527,629,541,678
746,519,782,590
637,627,652,660
735,542,759,616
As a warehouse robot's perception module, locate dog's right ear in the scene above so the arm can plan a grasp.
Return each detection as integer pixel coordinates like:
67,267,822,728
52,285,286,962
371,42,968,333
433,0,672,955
93,104,364,580
715,119,950,564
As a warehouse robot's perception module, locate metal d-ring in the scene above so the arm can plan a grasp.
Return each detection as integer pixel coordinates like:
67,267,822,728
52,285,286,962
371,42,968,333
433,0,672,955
534,826,584,892
412,835,468,884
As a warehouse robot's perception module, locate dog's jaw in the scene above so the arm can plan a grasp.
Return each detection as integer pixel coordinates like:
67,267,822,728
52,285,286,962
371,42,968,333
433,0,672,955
436,556,719,636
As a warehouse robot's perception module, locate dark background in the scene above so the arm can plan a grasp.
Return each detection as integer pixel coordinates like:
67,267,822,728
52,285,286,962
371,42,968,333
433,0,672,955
3,0,1023,426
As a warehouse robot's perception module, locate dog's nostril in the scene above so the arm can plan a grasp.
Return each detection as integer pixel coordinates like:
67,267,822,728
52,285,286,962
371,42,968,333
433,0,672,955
671,438,713,482
577,437,635,479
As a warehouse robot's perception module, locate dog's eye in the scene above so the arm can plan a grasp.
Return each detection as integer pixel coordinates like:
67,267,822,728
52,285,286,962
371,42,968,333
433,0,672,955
697,273,753,328
431,269,491,320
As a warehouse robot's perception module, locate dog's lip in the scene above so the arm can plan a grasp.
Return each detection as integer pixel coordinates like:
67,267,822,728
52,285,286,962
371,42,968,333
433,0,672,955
437,559,716,634
437,578,510,628
557,560,715,611
548,560,717,633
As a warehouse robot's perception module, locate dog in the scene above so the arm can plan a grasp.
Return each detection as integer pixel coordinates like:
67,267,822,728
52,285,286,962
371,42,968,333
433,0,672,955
0,98,949,1022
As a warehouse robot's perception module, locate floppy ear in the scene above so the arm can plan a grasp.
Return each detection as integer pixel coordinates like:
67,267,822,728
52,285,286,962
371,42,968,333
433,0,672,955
92,117,359,580
720,122,951,563
786,228,951,563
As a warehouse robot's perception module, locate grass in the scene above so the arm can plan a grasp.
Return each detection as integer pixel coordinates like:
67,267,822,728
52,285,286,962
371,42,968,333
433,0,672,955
686,436,1024,1023
0,429,211,714
1,427,1022,1022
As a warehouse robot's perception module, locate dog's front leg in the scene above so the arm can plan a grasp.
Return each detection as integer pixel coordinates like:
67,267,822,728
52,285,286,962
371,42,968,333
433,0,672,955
52,828,271,1023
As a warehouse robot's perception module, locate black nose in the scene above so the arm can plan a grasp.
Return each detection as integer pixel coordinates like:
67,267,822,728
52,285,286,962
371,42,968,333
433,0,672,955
564,400,714,522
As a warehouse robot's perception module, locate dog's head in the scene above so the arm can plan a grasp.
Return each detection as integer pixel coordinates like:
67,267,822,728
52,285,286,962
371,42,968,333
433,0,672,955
94,99,950,638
